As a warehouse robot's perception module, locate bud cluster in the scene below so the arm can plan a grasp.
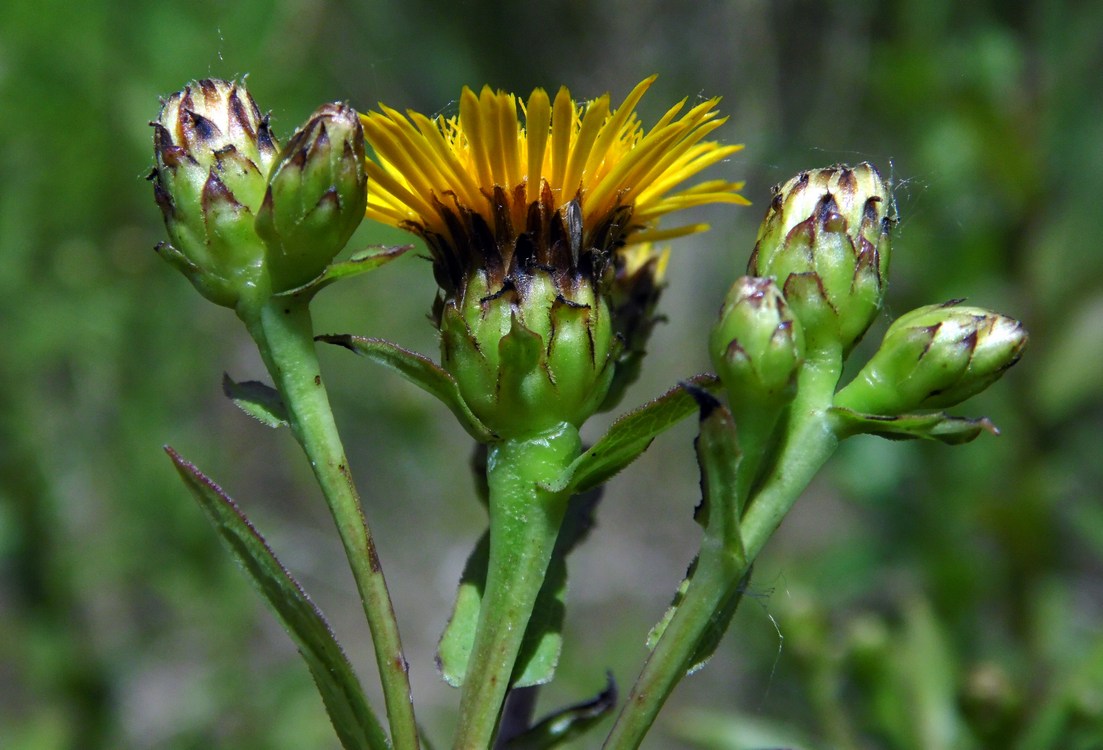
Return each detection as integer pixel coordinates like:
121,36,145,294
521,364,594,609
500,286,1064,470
150,79,367,308
718,162,1025,437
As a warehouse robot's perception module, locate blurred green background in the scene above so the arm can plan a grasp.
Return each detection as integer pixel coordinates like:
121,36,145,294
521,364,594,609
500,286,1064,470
2,0,1101,748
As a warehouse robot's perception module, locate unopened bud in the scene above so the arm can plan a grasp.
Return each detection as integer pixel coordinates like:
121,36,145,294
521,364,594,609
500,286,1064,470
835,301,1027,415
150,79,278,307
709,276,804,408
749,163,891,355
256,103,368,292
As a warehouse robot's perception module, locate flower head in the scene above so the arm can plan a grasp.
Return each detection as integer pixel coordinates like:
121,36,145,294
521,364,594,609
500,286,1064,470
360,78,746,436
151,80,369,307
361,76,747,298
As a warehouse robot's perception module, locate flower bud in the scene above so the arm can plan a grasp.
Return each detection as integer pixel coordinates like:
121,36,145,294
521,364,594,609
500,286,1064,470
749,163,891,355
709,276,804,408
440,269,616,439
256,103,368,292
150,79,279,307
834,301,1027,415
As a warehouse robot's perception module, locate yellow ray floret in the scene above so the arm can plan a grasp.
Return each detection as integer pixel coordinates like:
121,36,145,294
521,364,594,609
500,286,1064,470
360,76,748,248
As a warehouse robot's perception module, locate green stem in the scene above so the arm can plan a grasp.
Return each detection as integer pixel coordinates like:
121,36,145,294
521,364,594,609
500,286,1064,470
452,423,581,750
604,348,843,750
241,294,418,750
602,541,745,750
729,404,780,515
739,349,842,559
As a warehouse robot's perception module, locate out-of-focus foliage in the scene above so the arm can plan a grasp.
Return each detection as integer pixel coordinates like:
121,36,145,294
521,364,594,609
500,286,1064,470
0,1,1099,748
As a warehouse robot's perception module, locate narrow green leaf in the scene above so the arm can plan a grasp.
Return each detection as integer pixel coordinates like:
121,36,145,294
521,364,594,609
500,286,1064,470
686,572,749,676
550,374,720,495
645,558,751,677
504,674,618,749
165,447,390,750
514,552,567,688
222,374,289,428
829,407,998,444
319,335,494,441
692,390,744,553
319,245,412,284
279,245,412,297
646,561,693,652
686,397,748,673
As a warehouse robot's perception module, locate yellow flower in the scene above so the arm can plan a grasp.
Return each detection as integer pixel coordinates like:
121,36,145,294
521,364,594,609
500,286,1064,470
360,78,749,429
360,76,747,295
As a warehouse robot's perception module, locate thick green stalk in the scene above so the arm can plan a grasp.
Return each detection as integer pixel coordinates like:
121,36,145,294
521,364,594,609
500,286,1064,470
604,348,843,750
452,424,581,750
242,294,418,750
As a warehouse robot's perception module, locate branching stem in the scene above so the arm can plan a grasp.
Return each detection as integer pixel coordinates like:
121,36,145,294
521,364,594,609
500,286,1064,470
604,346,843,749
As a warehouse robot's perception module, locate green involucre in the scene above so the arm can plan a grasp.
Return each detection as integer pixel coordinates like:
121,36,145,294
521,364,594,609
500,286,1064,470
709,275,805,408
440,270,616,439
151,79,278,307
